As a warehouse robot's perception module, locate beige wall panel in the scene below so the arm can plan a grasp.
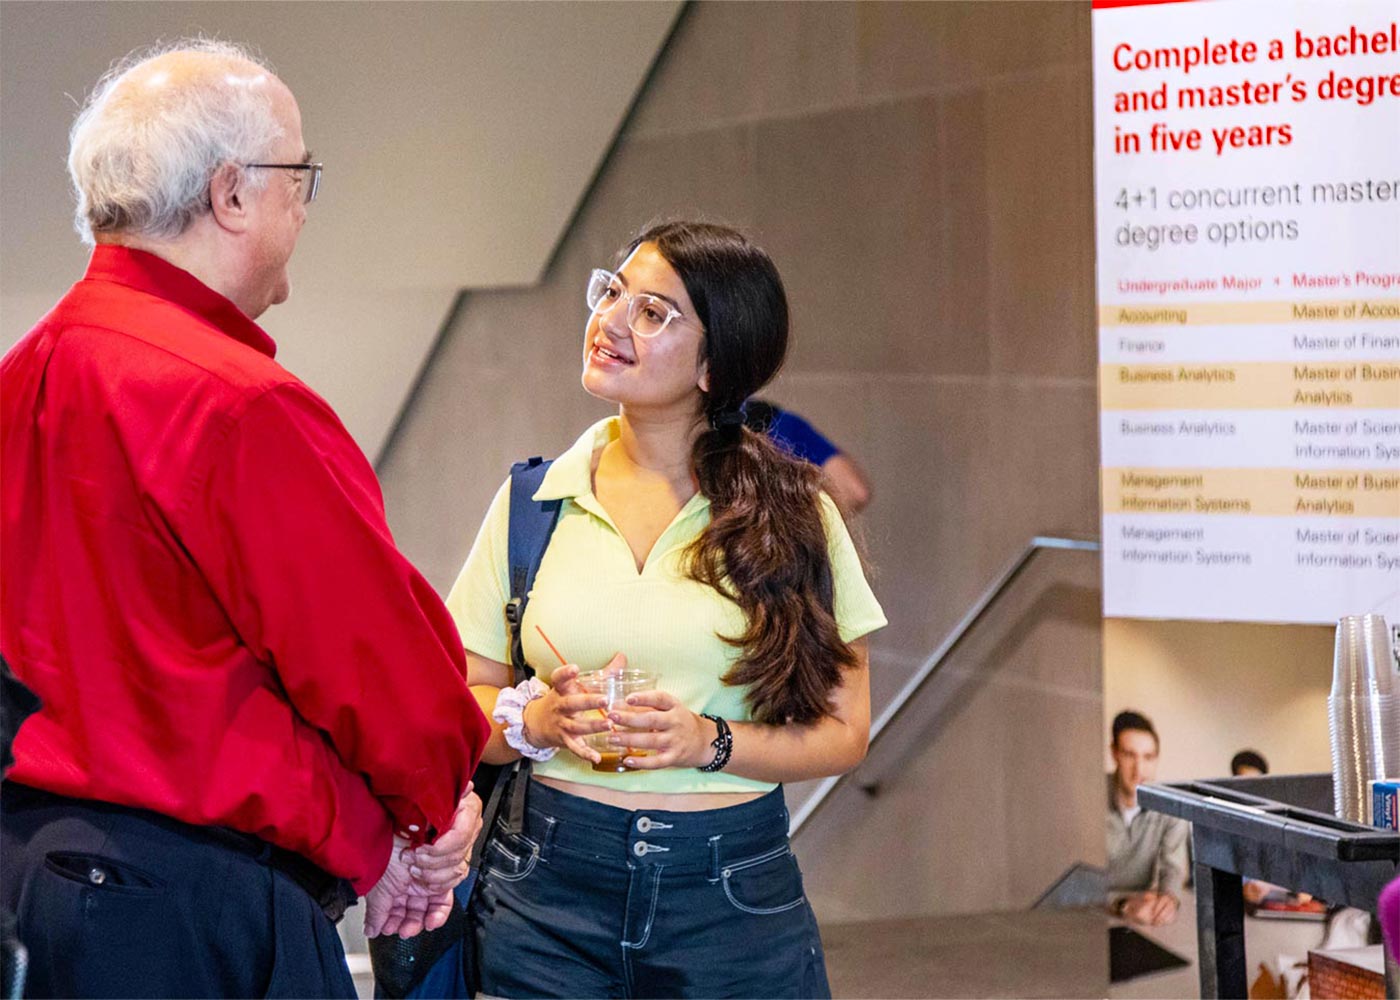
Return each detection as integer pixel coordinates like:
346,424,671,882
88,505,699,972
984,380,1101,541
986,67,1097,379
796,554,1103,921
752,99,984,377
941,90,994,346
585,126,760,243
856,0,1087,100
1102,618,1335,782
857,380,1000,693
628,1,861,139
799,667,1016,921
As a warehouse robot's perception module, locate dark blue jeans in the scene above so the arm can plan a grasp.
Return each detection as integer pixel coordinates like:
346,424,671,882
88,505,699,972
472,780,830,999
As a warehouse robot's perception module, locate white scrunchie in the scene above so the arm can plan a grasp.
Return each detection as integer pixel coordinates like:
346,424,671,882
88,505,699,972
491,676,557,762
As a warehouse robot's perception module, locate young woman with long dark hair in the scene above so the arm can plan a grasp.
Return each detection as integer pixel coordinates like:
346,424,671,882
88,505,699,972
446,221,886,999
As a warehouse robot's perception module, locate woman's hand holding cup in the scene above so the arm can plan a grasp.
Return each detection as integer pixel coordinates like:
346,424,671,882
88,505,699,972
521,655,621,763
606,690,713,770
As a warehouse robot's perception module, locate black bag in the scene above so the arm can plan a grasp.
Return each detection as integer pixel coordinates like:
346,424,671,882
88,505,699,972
2,654,41,1000
369,458,559,998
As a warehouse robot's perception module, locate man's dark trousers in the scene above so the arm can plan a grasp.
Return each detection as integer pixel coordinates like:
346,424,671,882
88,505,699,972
0,783,357,998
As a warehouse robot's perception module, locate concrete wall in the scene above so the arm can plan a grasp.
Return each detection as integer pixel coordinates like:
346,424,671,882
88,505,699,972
796,552,1105,921
380,0,1105,920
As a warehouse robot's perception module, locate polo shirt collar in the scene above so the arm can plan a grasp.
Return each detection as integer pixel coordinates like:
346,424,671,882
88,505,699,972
83,244,278,358
534,417,616,502
534,415,712,517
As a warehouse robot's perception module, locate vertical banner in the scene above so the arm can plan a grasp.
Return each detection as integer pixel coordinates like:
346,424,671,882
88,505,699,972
1093,0,1400,623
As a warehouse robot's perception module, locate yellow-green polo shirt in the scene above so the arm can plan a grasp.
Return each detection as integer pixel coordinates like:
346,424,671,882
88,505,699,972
446,417,887,794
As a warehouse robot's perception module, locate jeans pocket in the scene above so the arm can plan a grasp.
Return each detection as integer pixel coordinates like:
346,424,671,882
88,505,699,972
720,845,806,916
44,851,166,896
482,831,539,883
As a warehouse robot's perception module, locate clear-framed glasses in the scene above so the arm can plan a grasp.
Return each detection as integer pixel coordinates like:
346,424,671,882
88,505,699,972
585,268,691,339
244,162,323,204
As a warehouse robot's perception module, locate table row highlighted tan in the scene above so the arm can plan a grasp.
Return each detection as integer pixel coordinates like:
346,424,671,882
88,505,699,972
1101,361,1400,409
1099,298,1400,326
1102,467,1400,517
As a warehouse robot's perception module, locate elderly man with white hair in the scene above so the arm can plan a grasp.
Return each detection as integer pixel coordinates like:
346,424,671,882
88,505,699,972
0,40,490,998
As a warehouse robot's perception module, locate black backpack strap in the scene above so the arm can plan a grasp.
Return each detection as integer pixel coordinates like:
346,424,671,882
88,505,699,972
505,456,561,684
468,458,561,867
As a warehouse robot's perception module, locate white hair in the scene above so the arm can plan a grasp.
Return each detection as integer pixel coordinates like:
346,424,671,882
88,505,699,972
67,38,284,245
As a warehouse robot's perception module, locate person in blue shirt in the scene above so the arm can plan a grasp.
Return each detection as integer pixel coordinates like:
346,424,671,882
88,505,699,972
743,400,872,515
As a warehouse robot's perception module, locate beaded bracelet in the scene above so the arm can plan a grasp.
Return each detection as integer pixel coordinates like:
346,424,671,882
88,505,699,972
697,713,733,772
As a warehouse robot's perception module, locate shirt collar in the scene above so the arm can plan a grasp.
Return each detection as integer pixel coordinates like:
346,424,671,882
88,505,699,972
82,245,278,359
534,415,711,516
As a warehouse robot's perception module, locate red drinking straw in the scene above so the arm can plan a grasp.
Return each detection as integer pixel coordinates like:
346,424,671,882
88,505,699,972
536,625,613,730
535,625,568,667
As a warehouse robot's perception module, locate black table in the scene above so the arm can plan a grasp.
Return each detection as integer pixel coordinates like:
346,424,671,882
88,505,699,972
1139,773,1399,999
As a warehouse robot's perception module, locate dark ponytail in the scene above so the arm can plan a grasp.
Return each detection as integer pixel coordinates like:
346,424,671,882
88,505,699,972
627,221,859,725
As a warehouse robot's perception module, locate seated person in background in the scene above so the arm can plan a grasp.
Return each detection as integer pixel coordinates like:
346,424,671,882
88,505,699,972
1231,749,1269,777
1106,710,1189,926
743,399,871,514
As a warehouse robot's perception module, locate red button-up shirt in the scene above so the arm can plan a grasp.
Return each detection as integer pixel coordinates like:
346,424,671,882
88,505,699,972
0,246,488,892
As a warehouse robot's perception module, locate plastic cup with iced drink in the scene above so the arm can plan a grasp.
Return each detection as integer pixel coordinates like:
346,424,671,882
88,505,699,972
577,668,658,772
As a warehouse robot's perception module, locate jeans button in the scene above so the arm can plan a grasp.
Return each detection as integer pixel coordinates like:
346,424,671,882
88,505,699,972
632,840,650,858
636,816,652,833
88,867,106,885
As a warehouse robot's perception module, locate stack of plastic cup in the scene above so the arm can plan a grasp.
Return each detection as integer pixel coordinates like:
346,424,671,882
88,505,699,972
1329,614,1400,824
